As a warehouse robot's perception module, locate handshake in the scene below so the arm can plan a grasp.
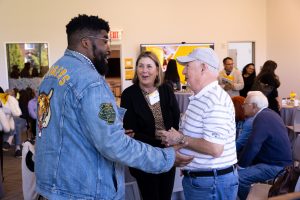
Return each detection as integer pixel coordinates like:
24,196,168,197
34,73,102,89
125,128,193,167
157,127,187,146
157,128,193,167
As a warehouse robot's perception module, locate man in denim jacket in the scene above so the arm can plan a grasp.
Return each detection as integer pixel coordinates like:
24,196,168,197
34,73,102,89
35,14,192,200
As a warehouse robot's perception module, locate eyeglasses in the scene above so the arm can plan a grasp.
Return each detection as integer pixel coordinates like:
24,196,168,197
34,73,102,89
81,35,111,45
242,102,253,108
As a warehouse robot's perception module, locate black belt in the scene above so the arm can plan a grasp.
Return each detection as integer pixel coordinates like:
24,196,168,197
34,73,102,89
182,166,234,177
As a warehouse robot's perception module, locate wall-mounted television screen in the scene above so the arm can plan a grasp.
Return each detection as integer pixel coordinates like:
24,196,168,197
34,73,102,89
140,43,214,83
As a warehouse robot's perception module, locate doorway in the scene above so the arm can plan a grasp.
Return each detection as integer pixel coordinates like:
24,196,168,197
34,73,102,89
106,45,121,102
228,42,255,71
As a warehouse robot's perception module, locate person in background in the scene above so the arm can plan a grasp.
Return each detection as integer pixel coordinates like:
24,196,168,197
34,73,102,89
2,89,25,158
218,57,244,97
0,90,21,197
240,63,256,97
251,60,280,114
28,90,37,139
232,96,246,139
121,51,180,200
164,59,181,91
35,14,193,200
238,91,292,200
20,62,32,78
17,87,35,136
10,65,20,79
231,96,254,156
31,67,39,77
159,48,238,200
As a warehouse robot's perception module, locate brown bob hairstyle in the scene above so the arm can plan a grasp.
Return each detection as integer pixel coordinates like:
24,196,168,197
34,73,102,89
132,51,163,87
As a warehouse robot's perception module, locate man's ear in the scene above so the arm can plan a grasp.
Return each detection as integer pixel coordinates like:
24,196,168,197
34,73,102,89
252,103,259,111
81,38,90,48
201,63,208,72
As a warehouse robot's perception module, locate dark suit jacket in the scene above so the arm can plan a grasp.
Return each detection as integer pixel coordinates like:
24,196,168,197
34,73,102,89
120,83,180,148
238,108,292,167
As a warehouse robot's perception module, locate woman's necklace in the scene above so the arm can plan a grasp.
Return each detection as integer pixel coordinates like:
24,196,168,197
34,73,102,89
140,85,157,94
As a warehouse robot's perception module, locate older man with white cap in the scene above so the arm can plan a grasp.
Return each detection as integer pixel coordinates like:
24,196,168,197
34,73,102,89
159,48,238,200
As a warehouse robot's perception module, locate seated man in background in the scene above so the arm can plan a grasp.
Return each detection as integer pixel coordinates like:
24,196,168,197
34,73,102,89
238,91,292,200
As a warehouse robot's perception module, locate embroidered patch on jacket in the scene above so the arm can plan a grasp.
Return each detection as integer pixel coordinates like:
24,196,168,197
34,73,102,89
37,89,53,136
98,103,116,125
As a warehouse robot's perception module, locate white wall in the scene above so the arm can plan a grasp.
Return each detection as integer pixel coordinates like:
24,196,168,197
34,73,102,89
0,0,267,91
267,0,300,97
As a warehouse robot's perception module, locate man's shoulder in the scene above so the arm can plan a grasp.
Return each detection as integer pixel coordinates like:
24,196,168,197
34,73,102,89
204,86,233,111
255,108,282,125
45,56,104,94
257,108,276,117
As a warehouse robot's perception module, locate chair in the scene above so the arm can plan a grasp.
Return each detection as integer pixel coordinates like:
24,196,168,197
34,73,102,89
22,140,38,200
246,183,272,200
287,108,300,145
268,192,300,200
124,167,141,200
125,181,141,200
291,135,300,195
293,135,300,165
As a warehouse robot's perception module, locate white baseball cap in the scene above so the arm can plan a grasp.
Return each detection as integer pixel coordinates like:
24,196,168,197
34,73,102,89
176,48,219,70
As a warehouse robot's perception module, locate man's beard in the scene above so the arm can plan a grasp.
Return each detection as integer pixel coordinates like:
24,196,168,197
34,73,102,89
92,44,108,76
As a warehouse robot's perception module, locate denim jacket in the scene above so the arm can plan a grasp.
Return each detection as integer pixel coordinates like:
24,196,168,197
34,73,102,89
35,49,175,200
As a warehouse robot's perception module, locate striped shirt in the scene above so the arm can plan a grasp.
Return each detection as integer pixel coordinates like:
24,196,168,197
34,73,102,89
180,81,237,170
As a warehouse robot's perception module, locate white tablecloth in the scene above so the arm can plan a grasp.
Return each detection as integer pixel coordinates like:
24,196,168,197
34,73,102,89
280,106,300,126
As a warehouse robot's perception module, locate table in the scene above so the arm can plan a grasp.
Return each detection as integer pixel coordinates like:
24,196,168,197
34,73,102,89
280,106,300,126
175,92,193,113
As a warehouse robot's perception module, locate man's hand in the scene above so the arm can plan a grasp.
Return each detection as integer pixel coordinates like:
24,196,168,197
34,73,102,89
157,127,183,146
173,143,193,167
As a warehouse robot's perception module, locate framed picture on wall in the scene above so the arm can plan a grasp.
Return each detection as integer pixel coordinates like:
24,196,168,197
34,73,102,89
140,43,214,83
5,42,49,91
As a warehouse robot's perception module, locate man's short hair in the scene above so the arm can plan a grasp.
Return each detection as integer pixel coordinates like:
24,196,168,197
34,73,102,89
247,91,269,109
66,14,110,46
223,57,233,64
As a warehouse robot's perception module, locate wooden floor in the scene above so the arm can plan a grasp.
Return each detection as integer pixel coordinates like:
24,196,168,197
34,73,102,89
2,148,23,200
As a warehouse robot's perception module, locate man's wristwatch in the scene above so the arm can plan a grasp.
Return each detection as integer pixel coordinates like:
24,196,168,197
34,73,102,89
177,135,186,144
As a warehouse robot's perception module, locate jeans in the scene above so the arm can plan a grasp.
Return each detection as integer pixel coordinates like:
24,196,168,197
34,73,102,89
238,163,283,200
182,167,238,200
4,117,27,146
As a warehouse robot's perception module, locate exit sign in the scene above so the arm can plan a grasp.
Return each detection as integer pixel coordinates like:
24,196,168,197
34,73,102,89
110,30,122,40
